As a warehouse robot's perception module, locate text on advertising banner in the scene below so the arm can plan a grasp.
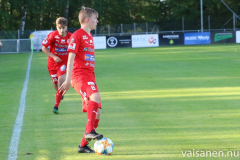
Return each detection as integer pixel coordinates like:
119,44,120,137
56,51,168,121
93,36,106,49
159,33,184,45
184,32,211,45
132,34,159,48
211,32,236,44
106,36,132,48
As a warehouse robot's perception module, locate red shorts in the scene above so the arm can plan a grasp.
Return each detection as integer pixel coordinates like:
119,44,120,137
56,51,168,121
48,61,67,84
48,61,58,84
71,78,102,112
48,68,58,84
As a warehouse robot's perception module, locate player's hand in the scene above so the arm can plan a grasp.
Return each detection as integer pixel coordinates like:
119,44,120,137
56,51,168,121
53,56,62,63
59,81,71,95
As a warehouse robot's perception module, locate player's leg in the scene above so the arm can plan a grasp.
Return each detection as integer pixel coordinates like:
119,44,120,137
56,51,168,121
72,80,102,152
53,83,58,90
49,71,58,90
94,103,102,131
72,81,95,153
48,63,58,90
78,125,95,153
53,64,67,114
84,92,103,141
78,106,101,153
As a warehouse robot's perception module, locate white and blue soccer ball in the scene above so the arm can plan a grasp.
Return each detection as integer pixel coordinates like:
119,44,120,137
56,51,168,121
94,137,114,155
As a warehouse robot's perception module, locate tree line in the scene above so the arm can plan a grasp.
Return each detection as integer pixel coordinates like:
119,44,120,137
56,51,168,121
0,0,240,32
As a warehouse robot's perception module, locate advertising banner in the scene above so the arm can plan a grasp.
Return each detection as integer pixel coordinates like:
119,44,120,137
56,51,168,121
159,33,184,45
211,32,235,44
184,32,211,45
236,31,240,43
106,36,131,48
30,30,52,50
93,36,106,49
132,34,159,48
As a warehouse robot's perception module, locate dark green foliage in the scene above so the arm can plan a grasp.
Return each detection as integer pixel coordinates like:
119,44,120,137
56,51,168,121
0,0,240,31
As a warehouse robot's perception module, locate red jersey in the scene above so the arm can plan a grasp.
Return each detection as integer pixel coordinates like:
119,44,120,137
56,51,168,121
42,30,72,66
67,29,96,82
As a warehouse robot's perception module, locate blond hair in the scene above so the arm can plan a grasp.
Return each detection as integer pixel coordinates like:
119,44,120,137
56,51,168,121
56,17,68,26
78,6,98,24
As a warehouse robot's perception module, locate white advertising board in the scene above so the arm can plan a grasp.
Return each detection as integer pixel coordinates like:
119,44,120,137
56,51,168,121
236,31,240,43
132,34,159,48
30,30,53,50
93,36,106,49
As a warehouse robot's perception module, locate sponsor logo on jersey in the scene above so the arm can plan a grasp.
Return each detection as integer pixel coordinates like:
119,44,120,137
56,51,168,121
60,65,66,71
88,47,95,52
84,54,95,62
90,63,95,68
42,37,49,44
83,35,88,40
69,43,76,50
88,82,95,85
61,39,65,43
83,47,94,52
55,35,60,39
58,52,67,55
71,38,74,42
55,43,68,48
55,47,67,52
85,62,95,68
42,39,48,44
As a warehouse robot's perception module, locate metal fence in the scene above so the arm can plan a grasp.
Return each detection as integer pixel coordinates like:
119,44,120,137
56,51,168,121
0,16,239,39
0,39,31,54
0,16,239,53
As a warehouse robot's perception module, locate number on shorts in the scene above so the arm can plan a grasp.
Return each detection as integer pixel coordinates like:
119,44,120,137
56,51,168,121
91,85,96,90
53,78,57,82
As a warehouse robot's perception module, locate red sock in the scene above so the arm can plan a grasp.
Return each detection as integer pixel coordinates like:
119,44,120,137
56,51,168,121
94,119,99,131
80,125,88,147
86,101,98,133
54,89,63,107
80,114,99,147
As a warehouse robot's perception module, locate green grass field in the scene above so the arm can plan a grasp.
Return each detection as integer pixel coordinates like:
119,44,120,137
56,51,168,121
1,44,240,160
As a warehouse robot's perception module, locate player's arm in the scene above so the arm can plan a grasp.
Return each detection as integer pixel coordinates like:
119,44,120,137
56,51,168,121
42,33,62,63
59,52,76,95
42,45,62,63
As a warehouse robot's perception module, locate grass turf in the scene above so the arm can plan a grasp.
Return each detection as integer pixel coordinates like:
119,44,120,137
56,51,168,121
1,44,240,159
0,53,30,160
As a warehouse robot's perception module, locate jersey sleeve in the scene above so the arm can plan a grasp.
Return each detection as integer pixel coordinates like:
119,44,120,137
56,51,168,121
67,34,80,54
42,32,54,47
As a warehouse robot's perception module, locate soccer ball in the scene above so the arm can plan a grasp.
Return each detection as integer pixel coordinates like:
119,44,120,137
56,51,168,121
94,137,114,155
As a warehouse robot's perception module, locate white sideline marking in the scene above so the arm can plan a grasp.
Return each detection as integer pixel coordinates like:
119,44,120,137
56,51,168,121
8,51,33,160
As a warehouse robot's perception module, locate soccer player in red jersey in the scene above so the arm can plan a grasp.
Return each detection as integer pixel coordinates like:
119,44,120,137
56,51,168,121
42,17,72,114
59,7,103,153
